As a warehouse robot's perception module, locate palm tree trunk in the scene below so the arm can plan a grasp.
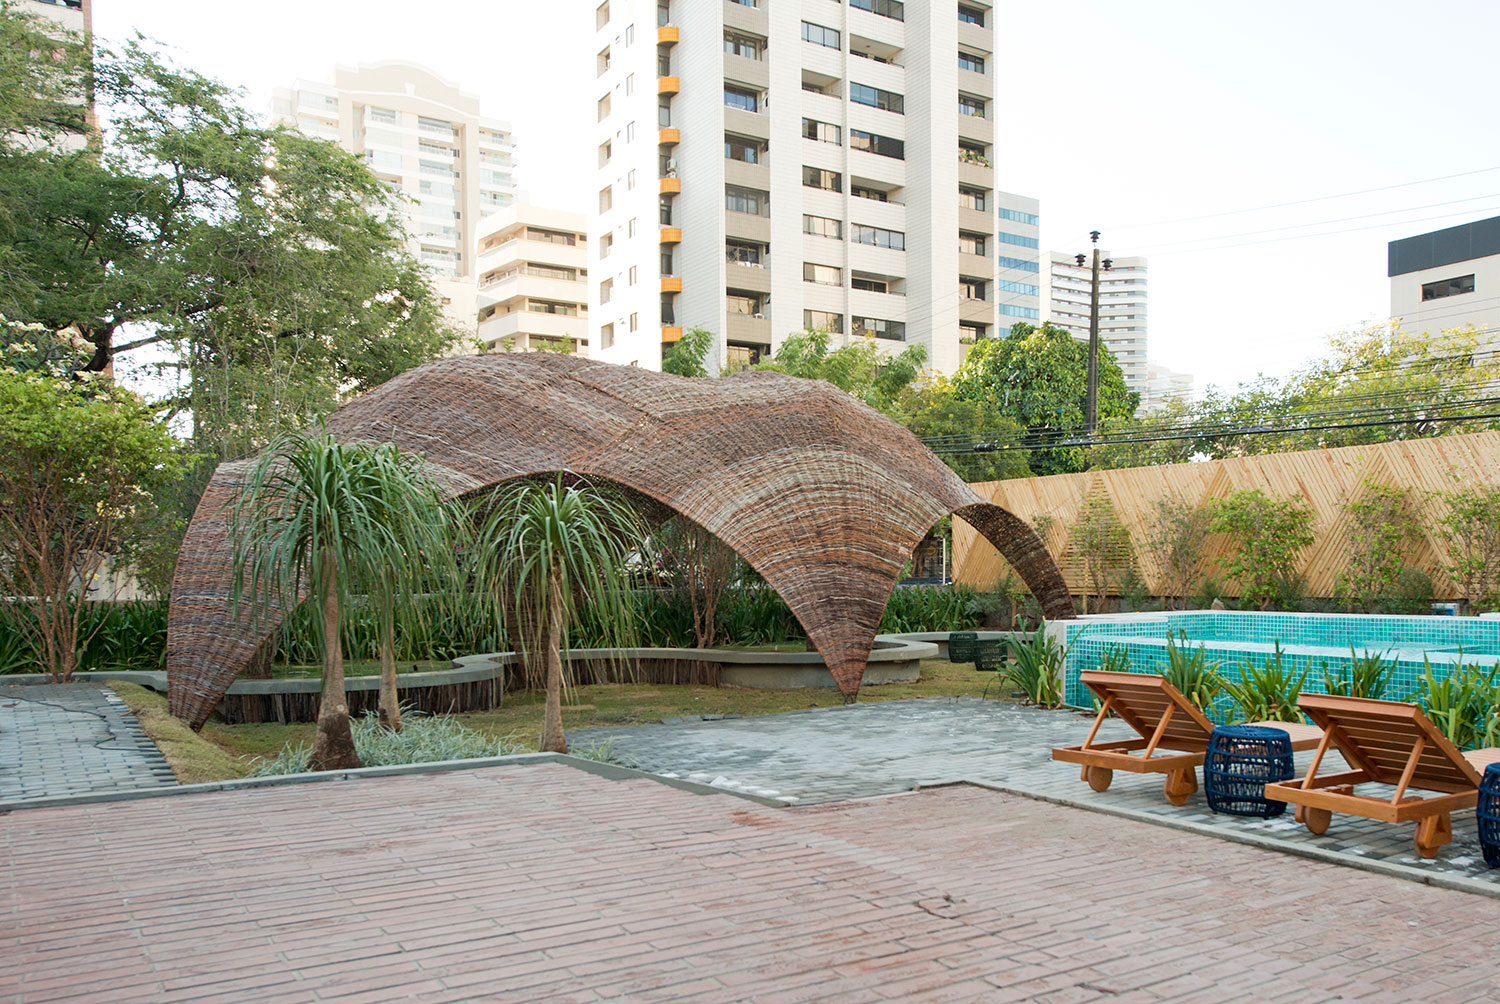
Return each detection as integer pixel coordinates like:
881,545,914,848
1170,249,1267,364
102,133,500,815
311,552,361,771
539,564,567,754
378,597,402,731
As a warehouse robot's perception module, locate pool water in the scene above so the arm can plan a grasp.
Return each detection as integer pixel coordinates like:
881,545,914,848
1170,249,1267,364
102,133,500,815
1061,611,1500,718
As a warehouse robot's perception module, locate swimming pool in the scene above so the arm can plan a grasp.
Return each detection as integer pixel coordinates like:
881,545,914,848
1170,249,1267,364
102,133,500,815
1058,611,1500,718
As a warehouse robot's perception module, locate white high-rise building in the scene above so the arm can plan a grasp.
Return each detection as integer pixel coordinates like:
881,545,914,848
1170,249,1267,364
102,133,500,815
476,205,590,354
272,63,518,333
590,0,1037,374
1044,250,1149,397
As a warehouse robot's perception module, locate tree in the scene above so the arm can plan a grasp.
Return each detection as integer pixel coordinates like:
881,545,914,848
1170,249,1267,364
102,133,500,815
890,380,1031,483
1335,481,1419,613
661,326,714,377
1068,492,1132,614
472,476,643,753
950,322,1137,475
653,516,737,648
0,11,453,460
230,430,448,769
1434,483,1500,614
755,329,927,412
0,322,182,680
1142,496,1211,610
1208,489,1315,610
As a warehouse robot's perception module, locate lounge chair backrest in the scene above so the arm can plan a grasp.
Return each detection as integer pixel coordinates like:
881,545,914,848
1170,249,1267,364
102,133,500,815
1080,670,1217,750
1297,693,1482,793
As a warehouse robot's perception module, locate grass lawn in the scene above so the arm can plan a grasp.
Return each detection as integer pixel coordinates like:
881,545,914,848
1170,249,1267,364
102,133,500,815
112,658,1014,783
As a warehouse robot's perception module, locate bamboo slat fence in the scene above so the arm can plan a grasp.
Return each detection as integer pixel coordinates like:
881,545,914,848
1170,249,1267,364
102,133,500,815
954,431,1500,600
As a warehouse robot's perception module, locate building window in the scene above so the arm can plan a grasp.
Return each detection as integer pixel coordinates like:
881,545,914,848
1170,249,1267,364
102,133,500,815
1422,274,1476,300
959,232,987,256
801,21,840,49
804,262,842,286
598,140,612,167
851,184,890,203
625,23,634,44
960,321,986,341
629,265,638,286
805,310,843,333
596,1,610,28
960,187,987,211
724,32,764,59
960,277,986,300
527,300,580,315
958,51,985,73
725,185,770,216
850,82,904,114
600,279,613,304
727,291,763,315
630,312,639,332
600,232,613,257
627,169,636,189
368,107,398,124
724,85,760,112
626,73,635,95
996,279,1039,296
853,224,905,250
851,275,888,293
850,129,904,160
853,316,905,340
959,94,987,118
658,3,670,26
851,0,904,22
727,240,764,265
802,118,841,145
661,250,674,274
725,134,763,163
998,207,1040,225
996,231,1040,249
599,186,613,213
997,254,1040,273
626,121,635,142
802,166,842,192
999,304,1041,319
959,140,989,166
803,214,842,239
660,295,676,323
597,94,611,121
727,0,758,6
958,3,985,25
528,227,579,246
600,322,614,349
629,218,637,237
659,99,672,127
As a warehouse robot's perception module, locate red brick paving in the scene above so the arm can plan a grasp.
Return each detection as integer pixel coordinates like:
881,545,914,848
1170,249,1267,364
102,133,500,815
3,765,1500,1002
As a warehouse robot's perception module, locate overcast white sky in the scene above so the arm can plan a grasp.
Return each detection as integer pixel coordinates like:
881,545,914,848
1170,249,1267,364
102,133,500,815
94,0,1500,393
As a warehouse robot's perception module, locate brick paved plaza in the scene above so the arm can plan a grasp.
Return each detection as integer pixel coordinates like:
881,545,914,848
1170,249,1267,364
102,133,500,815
5,762,1500,1003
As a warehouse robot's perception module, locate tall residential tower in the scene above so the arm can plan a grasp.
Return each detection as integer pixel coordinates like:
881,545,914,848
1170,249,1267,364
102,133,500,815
591,0,1038,373
272,63,518,332
1044,250,1149,397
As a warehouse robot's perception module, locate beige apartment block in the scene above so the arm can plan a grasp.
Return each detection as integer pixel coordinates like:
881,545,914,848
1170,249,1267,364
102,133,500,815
1140,360,1194,412
23,0,93,152
271,63,517,334
591,0,1040,374
476,206,590,354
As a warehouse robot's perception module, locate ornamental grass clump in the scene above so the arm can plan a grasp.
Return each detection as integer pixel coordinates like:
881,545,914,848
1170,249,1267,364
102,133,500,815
250,711,524,775
1318,647,1398,701
1224,642,1308,723
1005,622,1065,707
1416,656,1500,751
1160,631,1225,714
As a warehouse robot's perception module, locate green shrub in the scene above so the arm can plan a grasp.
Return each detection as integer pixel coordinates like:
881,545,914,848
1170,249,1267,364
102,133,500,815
1005,622,1065,707
0,600,168,675
1160,632,1225,713
1224,643,1307,723
1097,644,1131,674
1319,647,1397,700
250,710,525,774
1416,657,1499,751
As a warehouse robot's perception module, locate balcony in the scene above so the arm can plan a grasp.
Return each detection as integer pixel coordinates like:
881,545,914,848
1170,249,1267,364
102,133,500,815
659,127,680,146
726,313,771,346
657,25,679,45
660,228,682,244
661,276,682,293
658,76,680,95
660,177,681,194
662,326,683,343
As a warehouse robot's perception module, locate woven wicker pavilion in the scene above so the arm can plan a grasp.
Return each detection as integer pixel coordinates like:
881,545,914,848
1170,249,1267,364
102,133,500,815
166,353,1073,728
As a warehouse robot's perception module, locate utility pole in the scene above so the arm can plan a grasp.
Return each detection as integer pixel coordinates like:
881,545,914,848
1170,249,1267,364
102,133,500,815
1074,230,1112,435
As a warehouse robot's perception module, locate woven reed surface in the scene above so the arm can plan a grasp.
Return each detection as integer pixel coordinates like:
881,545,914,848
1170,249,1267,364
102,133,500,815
167,354,1073,728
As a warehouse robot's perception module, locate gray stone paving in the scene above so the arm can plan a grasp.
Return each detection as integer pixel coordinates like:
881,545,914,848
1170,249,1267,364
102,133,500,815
573,697,1500,886
0,683,176,802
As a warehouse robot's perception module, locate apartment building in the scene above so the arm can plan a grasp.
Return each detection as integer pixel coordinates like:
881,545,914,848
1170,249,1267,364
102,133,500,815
1389,215,1500,349
1044,250,1149,397
590,0,1035,374
1139,360,1194,412
272,63,518,333
476,205,590,354
23,0,93,152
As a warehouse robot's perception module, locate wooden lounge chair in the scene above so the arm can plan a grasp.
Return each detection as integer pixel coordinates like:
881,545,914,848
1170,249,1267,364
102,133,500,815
1052,670,1324,805
1263,694,1500,858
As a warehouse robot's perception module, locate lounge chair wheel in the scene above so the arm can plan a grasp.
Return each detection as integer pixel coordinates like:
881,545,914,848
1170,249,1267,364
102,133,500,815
1303,807,1332,836
1415,812,1452,859
1084,765,1113,792
1163,767,1196,806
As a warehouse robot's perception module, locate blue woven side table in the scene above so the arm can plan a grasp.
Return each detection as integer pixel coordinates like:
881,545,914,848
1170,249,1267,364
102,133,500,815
1204,725,1296,818
1478,763,1500,868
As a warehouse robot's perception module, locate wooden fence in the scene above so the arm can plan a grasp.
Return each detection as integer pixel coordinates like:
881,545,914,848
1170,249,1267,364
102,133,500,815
953,431,1500,600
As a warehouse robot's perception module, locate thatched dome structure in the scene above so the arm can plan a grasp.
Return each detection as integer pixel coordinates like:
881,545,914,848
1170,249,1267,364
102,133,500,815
167,353,1072,728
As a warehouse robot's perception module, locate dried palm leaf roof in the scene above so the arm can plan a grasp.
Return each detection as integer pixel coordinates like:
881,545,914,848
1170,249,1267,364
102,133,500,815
167,353,1073,728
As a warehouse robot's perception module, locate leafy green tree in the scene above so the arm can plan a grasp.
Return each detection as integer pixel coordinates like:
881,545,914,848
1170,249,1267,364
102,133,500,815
471,477,643,753
1434,483,1500,614
0,321,183,680
0,9,454,460
1208,489,1315,610
660,326,714,377
230,431,449,768
1068,492,1133,614
0,1,91,143
755,329,927,412
950,322,1137,475
1142,496,1211,610
1335,481,1420,613
889,380,1031,482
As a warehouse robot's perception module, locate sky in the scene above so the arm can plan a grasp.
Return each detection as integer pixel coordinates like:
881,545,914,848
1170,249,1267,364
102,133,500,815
92,0,1500,395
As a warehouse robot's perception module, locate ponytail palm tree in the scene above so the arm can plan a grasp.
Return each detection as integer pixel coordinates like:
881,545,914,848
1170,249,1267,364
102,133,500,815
472,475,643,753
230,428,451,770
